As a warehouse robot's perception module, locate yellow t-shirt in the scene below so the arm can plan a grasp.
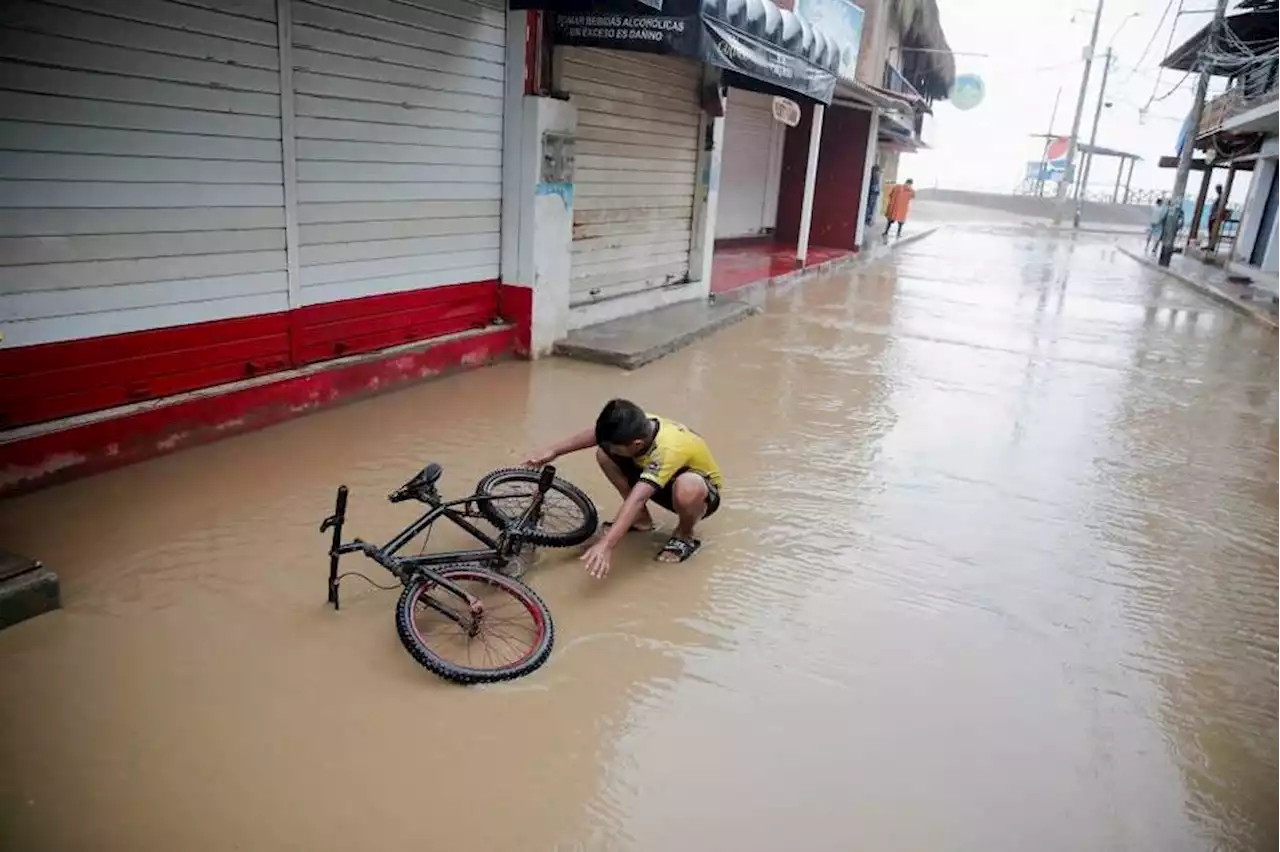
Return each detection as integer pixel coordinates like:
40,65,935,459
635,415,723,491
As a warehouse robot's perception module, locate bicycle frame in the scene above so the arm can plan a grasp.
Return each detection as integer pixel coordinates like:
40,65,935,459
320,465,557,613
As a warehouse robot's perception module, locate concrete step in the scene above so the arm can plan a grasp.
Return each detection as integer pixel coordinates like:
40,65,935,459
0,550,60,630
554,298,759,370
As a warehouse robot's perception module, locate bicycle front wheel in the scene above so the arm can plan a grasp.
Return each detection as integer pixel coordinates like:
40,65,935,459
395,567,554,684
475,467,598,547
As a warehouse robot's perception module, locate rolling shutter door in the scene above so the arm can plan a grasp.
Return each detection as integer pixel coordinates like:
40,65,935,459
716,88,785,239
0,0,289,428
291,0,505,360
560,48,701,305
0,0,288,351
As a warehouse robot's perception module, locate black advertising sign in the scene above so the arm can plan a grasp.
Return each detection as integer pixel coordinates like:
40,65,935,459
553,11,701,55
545,1,839,104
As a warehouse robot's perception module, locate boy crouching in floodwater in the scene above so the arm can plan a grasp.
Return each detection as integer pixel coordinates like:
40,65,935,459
524,399,723,579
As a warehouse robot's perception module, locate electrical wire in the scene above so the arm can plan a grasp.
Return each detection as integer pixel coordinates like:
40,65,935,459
1148,68,1194,103
1143,0,1186,110
1124,0,1179,83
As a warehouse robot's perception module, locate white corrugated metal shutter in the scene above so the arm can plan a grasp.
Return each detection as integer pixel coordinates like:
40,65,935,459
0,0,287,348
291,0,505,306
559,47,701,305
716,88,786,239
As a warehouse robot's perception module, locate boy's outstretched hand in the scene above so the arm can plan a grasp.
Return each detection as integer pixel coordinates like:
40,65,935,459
581,540,612,579
522,448,556,467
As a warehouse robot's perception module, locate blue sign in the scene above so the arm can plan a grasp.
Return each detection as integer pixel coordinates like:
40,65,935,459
796,0,864,79
1025,161,1065,182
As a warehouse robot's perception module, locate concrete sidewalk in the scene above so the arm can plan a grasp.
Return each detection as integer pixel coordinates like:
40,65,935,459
554,227,940,370
1119,245,1279,330
552,298,759,370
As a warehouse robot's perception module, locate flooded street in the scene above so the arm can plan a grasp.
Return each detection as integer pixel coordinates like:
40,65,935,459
0,228,1275,851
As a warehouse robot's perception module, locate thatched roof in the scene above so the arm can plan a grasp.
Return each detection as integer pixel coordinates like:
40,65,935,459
892,0,956,100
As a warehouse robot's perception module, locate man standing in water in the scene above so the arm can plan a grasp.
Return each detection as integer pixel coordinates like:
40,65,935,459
524,399,723,578
1206,183,1224,247
1146,198,1166,254
883,178,915,239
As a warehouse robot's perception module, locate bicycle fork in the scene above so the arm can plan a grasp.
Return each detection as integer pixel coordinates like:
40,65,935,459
497,466,556,558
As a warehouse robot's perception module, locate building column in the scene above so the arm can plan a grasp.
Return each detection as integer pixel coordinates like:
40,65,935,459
796,104,825,267
1232,156,1273,263
688,68,724,298
1123,157,1135,204
498,11,579,357
854,108,880,249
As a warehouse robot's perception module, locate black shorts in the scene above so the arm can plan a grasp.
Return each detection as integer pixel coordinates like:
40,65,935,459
608,453,721,518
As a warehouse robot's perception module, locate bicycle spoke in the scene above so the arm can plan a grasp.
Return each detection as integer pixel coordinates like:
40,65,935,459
409,574,543,671
488,486,587,535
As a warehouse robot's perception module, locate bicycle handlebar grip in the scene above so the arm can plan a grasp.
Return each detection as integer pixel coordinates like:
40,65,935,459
538,465,556,493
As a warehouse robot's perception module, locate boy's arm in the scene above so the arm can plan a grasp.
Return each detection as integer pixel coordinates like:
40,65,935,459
524,427,596,466
599,481,657,549
582,480,657,578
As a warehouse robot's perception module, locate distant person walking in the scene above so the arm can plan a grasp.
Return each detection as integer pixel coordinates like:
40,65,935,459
1207,184,1223,229
1206,183,1224,246
883,178,915,238
1146,198,1165,254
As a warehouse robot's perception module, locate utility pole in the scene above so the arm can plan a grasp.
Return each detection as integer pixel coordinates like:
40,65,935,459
1036,87,1063,197
1159,0,1228,266
1074,48,1112,228
1054,0,1105,225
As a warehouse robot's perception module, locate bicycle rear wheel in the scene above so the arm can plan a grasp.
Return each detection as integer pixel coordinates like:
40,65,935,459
475,467,598,547
395,567,554,684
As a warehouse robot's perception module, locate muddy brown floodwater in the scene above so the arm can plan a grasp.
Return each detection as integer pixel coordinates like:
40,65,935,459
0,229,1276,852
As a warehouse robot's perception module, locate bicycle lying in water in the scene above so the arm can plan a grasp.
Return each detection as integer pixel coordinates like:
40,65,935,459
320,463,597,684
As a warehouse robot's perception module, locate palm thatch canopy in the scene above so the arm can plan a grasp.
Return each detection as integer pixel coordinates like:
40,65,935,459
891,0,955,100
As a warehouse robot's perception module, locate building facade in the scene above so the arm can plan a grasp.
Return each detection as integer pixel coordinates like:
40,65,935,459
1161,0,1278,274
0,0,951,492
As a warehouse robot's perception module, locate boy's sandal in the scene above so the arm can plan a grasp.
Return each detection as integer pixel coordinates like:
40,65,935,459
656,536,702,563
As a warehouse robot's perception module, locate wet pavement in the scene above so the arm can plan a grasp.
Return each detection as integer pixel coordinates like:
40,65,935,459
1119,245,1279,330
0,226,1276,852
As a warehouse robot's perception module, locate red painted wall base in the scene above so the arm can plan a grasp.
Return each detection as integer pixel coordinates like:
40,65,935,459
0,281,502,431
0,326,515,497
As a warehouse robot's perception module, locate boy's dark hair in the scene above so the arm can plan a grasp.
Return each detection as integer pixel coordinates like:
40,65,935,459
595,399,650,446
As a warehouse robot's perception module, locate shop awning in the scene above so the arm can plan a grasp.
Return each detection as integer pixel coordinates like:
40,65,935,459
832,76,914,112
511,0,844,104
834,77,916,111
876,108,921,151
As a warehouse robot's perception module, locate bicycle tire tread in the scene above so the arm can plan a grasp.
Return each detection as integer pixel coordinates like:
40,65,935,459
394,570,554,685
475,467,598,548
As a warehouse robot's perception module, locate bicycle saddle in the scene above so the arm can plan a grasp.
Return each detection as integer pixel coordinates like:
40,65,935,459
414,462,443,487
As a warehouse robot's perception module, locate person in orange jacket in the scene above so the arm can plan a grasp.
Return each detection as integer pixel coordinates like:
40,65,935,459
883,178,915,238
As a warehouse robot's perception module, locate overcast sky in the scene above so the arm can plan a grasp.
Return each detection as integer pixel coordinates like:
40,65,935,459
899,0,1225,199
